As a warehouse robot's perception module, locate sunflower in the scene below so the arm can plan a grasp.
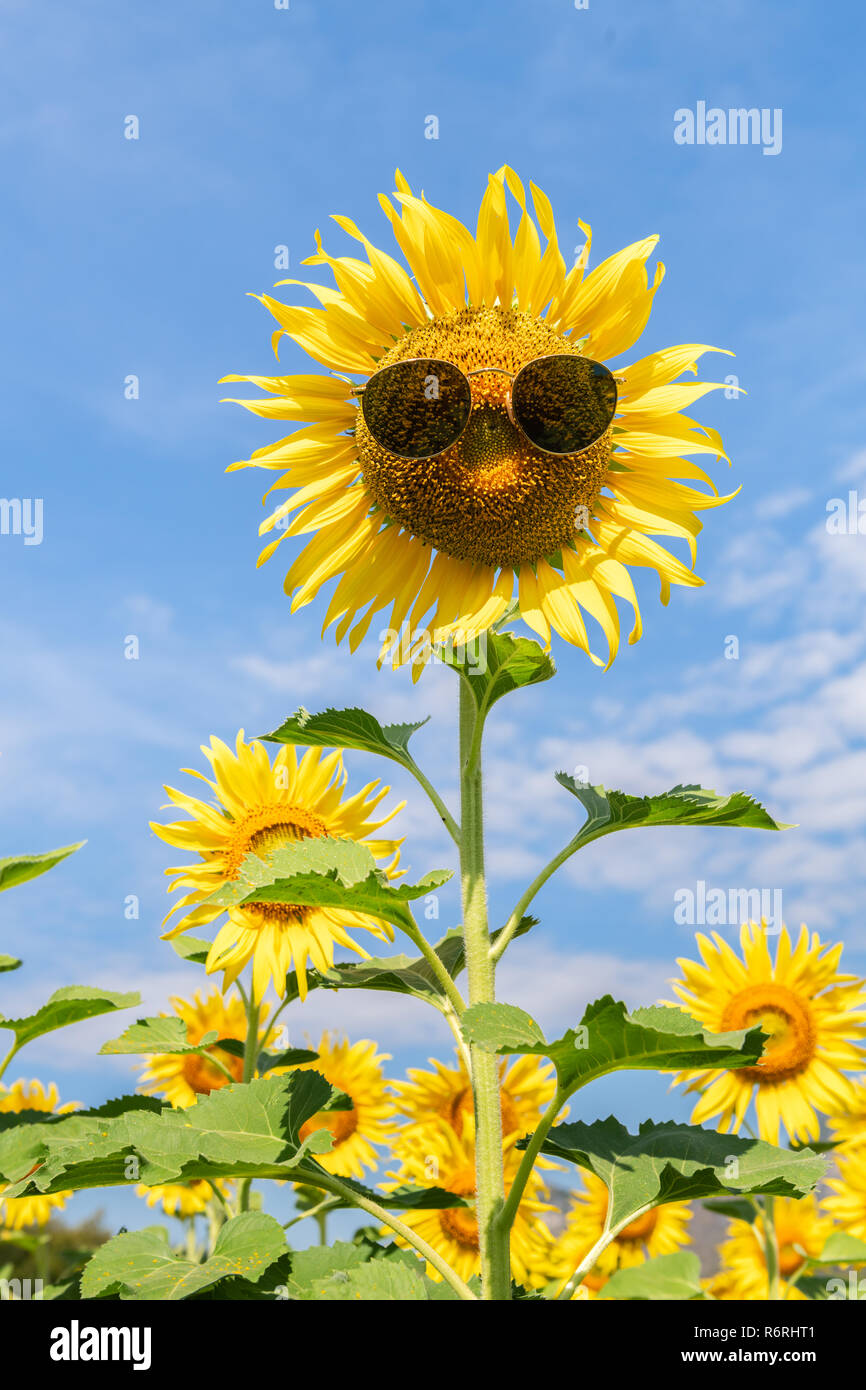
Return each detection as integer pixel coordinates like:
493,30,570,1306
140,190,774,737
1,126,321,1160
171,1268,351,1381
715,1196,832,1299
137,989,266,1106
0,1081,76,1230
669,922,866,1144
152,731,402,1000
828,1076,866,1151
223,167,735,675
552,1170,692,1297
136,1180,231,1219
824,1148,866,1240
291,1032,394,1180
392,1051,556,1148
384,1117,558,1288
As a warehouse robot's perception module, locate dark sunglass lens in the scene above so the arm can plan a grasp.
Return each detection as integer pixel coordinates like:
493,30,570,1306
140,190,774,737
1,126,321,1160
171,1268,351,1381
512,356,617,455
360,359,471,458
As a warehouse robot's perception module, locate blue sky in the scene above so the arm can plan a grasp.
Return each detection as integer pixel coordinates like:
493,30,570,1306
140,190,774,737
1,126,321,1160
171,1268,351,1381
2,0,865,1238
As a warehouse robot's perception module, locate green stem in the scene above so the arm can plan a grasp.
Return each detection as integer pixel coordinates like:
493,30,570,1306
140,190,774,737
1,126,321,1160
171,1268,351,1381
443,1001,473,1079
0,1043,18,1084
236,994,262,1215
315,1208,329,1246
301,1171,477,1301
764,1195,781,1300
200,1051,237,1087
406,762,461,846
399,916,466,1016
258,994,292,1053
458,677,509,1301
491,842,578,963
242,994,261,1085
282,1195,339,1232
497,1087,566,1234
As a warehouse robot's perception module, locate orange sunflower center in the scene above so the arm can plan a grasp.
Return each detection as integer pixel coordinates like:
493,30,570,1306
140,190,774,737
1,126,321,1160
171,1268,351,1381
224,805,328,932
182,1047,243,1096
357,307,612,569
618,1208,659,1243
720,983,817,1082
438,1164,480,1250
299,1103,359,1148
777,1242,806,1278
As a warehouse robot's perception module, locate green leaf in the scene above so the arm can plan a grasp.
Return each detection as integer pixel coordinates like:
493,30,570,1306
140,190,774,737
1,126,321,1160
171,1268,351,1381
284,1241,440,1301
538,1116,825,1230
257,1048,319,1072
600,1251,706,1301
313,1259,428,1301
462,995,766,1095
98,1017,244,1074
809,1232,866,1266
555,779,790,853
441,628,555,714
318,920,537,1010
204,836,451,932
0,842,85,894
81,1212,287,1300
0,1074,468,1211
0,986,140,1051
170,935,212,965
263,706,428,767
702,1196,759,1225
0,955,22,974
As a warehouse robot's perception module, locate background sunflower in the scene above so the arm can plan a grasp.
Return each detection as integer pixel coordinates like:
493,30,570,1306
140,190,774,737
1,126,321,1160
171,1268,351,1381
152,731,403,1000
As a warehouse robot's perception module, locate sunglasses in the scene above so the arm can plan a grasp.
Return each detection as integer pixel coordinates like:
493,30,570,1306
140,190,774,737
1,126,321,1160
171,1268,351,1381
352,354,618,461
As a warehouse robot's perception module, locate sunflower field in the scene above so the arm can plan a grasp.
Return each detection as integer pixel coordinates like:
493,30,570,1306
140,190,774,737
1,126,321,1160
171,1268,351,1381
2,164,865,1321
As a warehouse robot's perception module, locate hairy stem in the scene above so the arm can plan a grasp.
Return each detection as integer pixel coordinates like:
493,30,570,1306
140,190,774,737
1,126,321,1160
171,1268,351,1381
491,840,578,963
497,1086,567,1234
406,762,461,846
458,678,510,1300
399,916,466,1015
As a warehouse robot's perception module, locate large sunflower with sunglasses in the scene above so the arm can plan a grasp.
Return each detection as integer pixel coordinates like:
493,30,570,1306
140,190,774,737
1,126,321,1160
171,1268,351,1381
224,168,735,672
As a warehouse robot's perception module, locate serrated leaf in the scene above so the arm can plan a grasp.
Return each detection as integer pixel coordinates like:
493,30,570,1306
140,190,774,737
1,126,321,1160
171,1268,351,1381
600,1251,705,1301
318,919,537,1010
538,1116,825,1230
204,835,451,931
286,1239,374,1298
462,995,765,1095
0,842,85,894
810,1232,866,1266
263,706,428,766
555,779,790,853
0,955,22,973
0,1074,468,1212
257,1048,319,1072
314,1259,428,1301
99,1016,217,1056
441,628,555,714
0,986,140,1051
82,1212,287,1300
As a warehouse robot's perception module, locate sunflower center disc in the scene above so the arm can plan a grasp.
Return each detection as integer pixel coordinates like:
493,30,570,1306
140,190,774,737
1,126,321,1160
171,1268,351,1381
299,1105,359,1147
720,983,817,1081
225,807,329,930
618,1208,658,1243
447,1086,520,1139
357,307,612,568
182,1047,242,1096
438,1166,480,1249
